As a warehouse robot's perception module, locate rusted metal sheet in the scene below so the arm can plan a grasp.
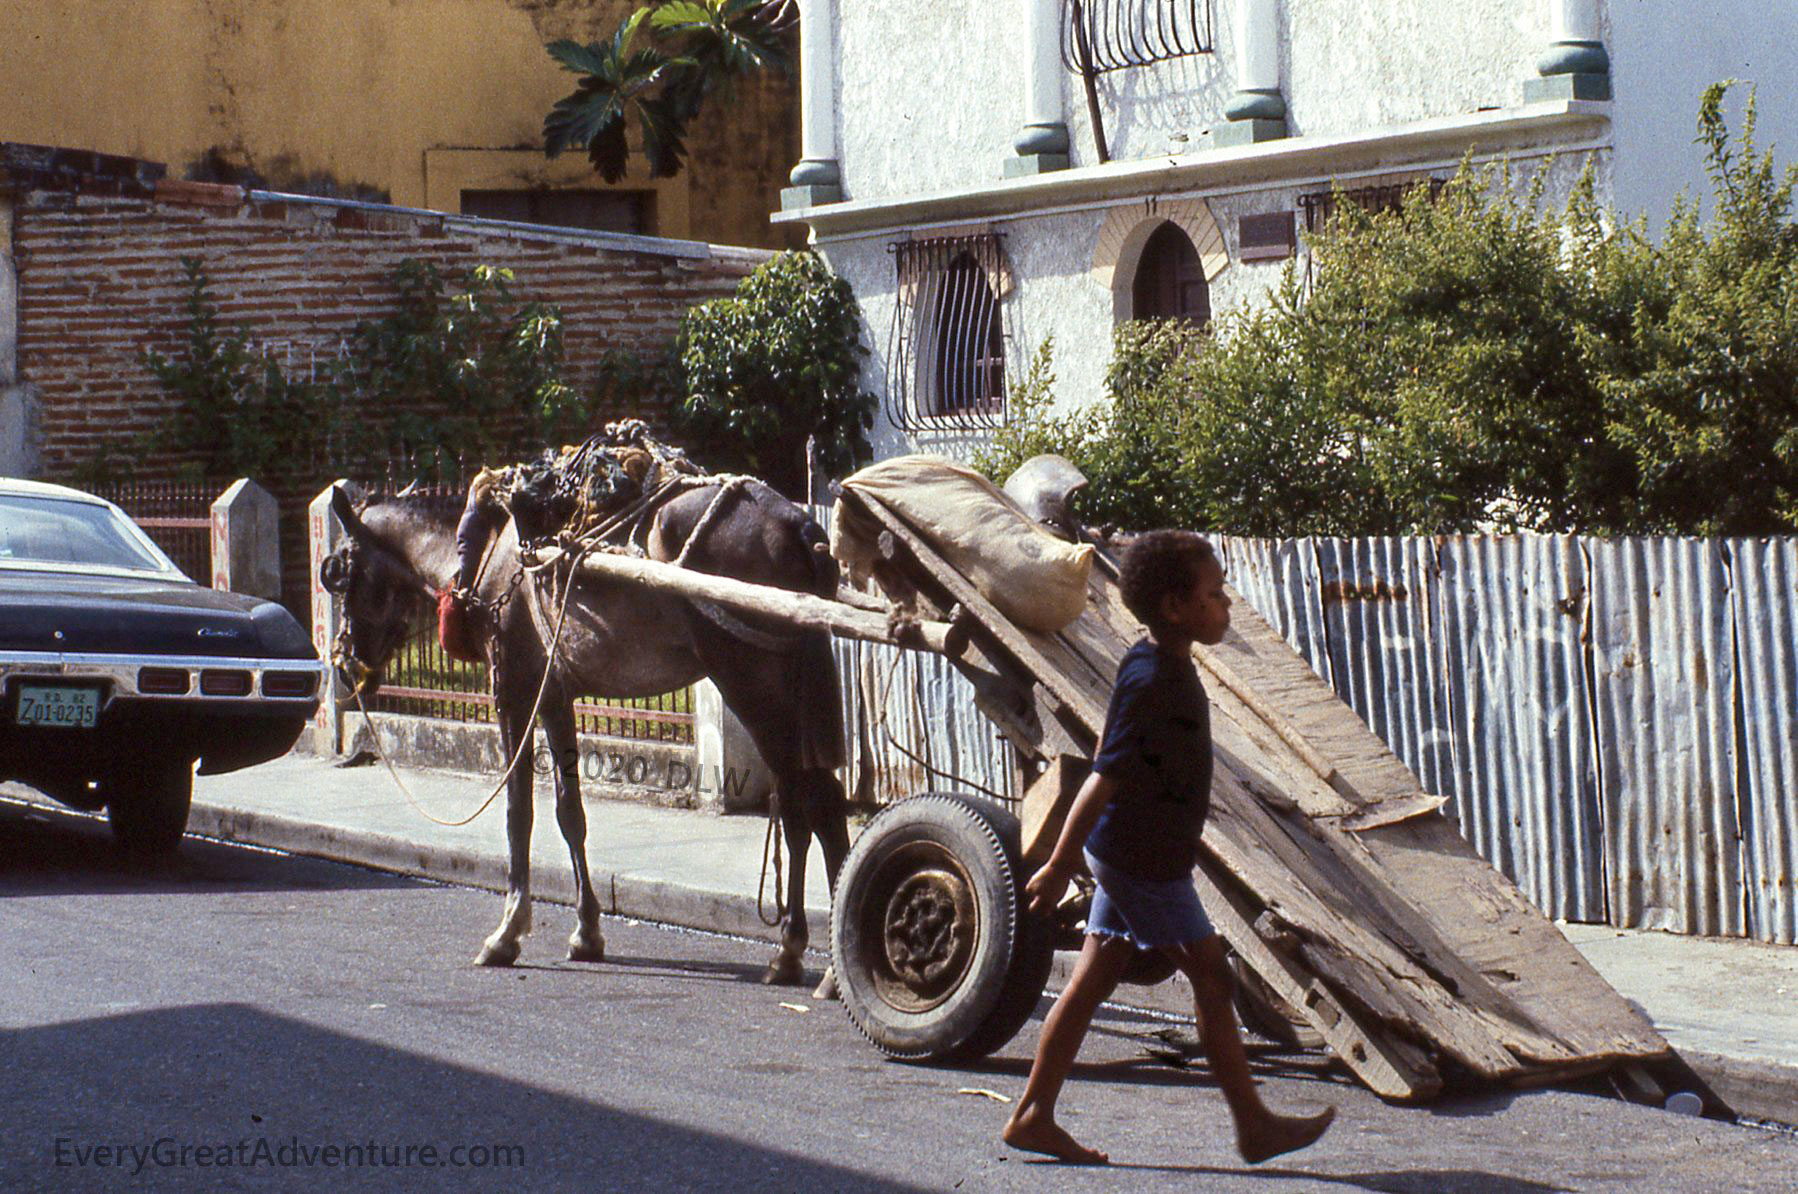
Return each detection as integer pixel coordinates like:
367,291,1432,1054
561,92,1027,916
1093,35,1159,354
1586,538,1743,938
1423,537,1606,922
830,637,1016,807
1311,537,1458,802
1215,537,1334,688
1726,538,1797,944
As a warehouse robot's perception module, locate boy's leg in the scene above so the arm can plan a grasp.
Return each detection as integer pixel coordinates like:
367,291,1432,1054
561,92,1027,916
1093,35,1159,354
1003,933,1136,1164
1163,934,1334,1165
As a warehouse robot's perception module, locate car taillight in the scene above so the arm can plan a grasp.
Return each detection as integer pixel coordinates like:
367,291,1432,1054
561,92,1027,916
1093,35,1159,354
199,669,253,697
138,667,190,695
262,670,318,698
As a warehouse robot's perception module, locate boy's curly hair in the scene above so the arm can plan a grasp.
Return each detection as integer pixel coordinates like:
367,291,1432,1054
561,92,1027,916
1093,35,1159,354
1118,530,1216,625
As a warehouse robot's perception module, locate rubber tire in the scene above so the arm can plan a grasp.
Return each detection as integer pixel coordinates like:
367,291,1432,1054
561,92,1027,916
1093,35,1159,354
832,793,1056,1062
106,759,194,857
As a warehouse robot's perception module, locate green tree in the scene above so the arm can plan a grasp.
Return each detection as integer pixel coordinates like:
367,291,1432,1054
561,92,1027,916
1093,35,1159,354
675,250,875,497
543,1,791,183
1584,82,1798,533
982,84,1798,537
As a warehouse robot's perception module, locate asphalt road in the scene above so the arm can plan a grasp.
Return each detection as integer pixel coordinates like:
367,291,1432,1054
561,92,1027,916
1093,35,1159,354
4,799,1796,1194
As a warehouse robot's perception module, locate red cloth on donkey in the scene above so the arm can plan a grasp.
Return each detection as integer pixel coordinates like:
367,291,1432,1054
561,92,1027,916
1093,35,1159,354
437,588,485,662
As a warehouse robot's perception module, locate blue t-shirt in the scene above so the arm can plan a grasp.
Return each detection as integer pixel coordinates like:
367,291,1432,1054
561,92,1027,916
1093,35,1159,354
1085,639,1213,881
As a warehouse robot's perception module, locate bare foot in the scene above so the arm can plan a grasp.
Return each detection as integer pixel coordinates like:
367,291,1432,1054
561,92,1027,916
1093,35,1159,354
1238,1105,1335,1165
1003,1112,1110,1165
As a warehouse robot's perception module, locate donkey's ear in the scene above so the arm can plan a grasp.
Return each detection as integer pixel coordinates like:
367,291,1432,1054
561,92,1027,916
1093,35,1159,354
331,485,369,539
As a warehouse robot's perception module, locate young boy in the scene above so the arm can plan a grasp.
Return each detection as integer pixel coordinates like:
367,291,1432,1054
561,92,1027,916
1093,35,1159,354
1002,531,1335,1166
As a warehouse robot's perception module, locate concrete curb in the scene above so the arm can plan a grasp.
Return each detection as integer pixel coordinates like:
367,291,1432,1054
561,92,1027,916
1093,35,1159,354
187,800,828,946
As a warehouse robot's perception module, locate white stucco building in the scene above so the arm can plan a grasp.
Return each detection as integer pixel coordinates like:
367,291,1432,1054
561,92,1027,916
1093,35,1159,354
772,1,1798,461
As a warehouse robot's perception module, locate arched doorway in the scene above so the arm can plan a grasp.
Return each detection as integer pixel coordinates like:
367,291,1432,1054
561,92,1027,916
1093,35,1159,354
1130,221,1211,324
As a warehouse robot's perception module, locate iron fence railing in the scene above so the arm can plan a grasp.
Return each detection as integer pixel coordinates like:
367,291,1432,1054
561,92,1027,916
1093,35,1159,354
89,479,215,582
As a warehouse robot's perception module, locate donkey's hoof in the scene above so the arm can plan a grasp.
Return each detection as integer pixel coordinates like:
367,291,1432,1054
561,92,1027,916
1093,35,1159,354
476,938,521,968
761,953,805,986
567,934,606,964
812,966,839,1002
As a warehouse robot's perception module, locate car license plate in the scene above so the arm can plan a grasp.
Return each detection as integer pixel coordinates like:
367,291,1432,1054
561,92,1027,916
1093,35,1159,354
15,685,100,728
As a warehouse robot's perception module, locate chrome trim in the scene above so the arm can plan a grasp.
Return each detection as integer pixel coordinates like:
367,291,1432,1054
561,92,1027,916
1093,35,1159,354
0,651,325,704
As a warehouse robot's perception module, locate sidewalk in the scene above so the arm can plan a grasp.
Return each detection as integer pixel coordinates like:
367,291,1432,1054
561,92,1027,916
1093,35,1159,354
18,751,1798,1126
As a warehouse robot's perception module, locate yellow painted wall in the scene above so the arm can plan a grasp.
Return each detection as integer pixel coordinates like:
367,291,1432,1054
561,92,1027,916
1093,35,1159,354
0,0,801,248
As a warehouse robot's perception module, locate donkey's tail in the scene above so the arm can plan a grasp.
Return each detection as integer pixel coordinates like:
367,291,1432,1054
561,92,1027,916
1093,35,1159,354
795,513,846,772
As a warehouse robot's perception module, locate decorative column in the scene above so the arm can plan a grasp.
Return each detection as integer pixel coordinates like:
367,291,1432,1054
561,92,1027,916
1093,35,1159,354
1525,0,1611,102
1211,0,1287,148
1006,0,1070,177
781,0,843,209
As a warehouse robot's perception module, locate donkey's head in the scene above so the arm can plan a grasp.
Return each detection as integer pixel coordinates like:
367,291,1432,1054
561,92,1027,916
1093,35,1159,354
320,486,432,699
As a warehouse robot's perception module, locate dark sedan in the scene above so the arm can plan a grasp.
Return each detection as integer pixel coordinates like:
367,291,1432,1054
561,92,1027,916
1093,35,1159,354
0,479,323,853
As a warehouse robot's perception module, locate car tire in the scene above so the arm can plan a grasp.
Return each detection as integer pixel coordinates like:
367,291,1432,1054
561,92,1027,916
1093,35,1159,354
106,758,194,857
832,793,1056,1062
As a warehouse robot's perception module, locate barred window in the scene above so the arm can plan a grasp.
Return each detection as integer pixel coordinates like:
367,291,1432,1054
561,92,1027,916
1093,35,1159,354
1130,221,1211,324
1061,0,1214,74
1296,177,1447,237
887,234,1009,431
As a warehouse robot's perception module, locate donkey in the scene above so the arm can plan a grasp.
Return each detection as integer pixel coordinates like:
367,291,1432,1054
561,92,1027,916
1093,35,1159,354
320,481,850,986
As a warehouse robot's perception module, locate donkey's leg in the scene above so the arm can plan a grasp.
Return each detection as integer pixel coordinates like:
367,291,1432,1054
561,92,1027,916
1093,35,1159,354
477,688,536,967
803,769,852,1000
761,798,813,987
542,693,605,963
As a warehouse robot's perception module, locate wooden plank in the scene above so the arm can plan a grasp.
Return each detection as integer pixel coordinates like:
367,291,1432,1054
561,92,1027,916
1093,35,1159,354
1201,769,1541,1077
537,544,960,656
1020,755,1089,865
1355,817,1670,1063
1191,861,1442,1102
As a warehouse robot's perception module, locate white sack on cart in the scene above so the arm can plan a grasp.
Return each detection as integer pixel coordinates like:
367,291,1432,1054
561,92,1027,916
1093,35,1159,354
833,455,1093,634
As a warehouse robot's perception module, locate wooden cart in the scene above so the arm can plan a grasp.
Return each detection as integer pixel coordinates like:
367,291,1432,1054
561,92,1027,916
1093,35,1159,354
556,482,1683,1104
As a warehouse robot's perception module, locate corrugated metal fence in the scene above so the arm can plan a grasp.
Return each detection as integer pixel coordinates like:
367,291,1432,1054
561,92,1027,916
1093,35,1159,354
1218,535,1798,945
806,505,1018,809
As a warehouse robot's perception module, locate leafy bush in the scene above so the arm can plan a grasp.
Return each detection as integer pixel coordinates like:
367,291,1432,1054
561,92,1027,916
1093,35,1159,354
675,249,875,497
139,258,578,482
981,83,1798,537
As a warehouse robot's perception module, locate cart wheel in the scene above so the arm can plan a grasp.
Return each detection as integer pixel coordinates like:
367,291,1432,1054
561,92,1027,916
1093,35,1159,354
832,793,1056,1062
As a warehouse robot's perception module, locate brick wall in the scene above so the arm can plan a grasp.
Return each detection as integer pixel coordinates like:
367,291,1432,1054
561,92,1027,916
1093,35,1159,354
11,176,769,480
3,144,773,609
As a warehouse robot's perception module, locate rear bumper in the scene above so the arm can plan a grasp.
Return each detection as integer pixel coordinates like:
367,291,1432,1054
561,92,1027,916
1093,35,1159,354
0,651,323,788
0,650,325,703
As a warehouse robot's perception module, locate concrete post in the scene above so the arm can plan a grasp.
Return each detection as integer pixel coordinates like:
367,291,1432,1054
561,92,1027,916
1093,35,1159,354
1212,0,1288,147
692,679,774,814
210,478,282,599
781,0,843,209
0,194,36,479
1526,0,1611,101
1007,0,1070,177
308,482,351,755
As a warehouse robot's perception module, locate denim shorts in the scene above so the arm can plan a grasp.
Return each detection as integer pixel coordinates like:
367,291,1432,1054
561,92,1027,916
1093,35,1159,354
1084,848,1215,949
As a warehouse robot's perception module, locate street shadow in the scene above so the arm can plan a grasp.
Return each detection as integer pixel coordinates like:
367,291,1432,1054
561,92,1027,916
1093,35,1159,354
548,951,772,986
1,1003,929,1193
0,796,421,897
1105,1163,1572,1192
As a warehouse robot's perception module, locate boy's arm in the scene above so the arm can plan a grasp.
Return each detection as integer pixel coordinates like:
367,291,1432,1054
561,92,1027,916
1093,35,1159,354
1023,769,1118,916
